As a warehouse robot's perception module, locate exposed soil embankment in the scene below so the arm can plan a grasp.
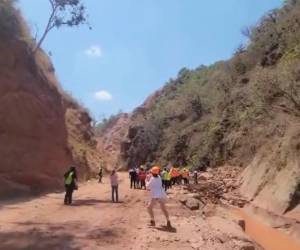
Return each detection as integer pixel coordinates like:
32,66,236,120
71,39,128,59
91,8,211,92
0,2,99,199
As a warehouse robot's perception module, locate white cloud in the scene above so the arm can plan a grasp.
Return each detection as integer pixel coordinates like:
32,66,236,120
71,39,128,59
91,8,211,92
85,45,102,57
94,90,112,101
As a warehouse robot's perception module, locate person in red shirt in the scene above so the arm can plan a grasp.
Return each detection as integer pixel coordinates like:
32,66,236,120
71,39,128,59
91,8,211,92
139,166,147,190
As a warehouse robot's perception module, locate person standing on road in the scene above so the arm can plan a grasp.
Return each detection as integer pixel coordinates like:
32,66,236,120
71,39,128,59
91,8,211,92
64,166,77,205
135,167,140,189
169,167,176,186
147,166,171,228
182,168,189,185
139,166,147,190
161,168,168,191
193,169,198,184
110,169,119,203
98,161,104,183
166,170,172,190
129,168,137,189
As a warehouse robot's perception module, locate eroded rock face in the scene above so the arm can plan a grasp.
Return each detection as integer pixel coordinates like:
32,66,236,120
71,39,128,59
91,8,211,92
0,6,99,198
240,124,300,216
96,113,130,170
120,123,161,168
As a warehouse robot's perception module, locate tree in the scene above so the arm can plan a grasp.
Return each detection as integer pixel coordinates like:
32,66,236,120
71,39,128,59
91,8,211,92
34,0,89,52
241,26,252,39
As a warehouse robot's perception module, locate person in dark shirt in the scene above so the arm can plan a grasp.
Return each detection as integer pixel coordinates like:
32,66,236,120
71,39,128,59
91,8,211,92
129,168,137,189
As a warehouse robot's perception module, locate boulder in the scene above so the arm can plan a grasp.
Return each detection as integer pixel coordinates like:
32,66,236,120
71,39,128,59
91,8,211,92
179,195,188,204
198,172,213,181
185,198,203,210
187,193,202,200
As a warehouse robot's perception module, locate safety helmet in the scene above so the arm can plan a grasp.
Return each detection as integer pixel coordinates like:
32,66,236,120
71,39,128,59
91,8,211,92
151,166,160,174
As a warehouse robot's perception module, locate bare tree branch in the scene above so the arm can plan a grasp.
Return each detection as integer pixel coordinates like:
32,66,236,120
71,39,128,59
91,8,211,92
33,0,89,53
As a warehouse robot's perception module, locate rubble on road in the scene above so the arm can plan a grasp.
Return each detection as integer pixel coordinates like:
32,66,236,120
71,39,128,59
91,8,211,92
187,165,248,208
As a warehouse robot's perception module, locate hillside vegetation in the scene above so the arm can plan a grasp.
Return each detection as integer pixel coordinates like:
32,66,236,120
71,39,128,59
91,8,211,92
122,0,300,167
119,0,300,215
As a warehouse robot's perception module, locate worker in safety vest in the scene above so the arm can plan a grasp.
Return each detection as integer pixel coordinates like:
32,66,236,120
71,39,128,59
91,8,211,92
98,161,104,183
169,167,177,186
174,167,181,185
182,168,190,185
161,168,169,191
166,170,172,190
64,166,77,205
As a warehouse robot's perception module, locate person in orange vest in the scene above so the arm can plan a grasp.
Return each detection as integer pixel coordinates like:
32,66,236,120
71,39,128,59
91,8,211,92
169,167,177,186
174,167,181,185
182,168,190,185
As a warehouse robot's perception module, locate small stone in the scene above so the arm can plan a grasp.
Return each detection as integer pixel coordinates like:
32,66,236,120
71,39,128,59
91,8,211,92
237,219,246,231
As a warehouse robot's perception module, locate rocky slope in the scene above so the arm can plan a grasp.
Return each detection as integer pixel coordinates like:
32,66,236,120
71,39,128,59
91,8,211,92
0,1,99,199
98,0,300,218
96,113,130,170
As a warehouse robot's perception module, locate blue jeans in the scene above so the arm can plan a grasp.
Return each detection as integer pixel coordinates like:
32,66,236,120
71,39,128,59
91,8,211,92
112,185,119,202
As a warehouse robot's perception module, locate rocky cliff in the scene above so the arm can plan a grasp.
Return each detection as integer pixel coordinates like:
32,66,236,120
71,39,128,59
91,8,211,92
96,113,130,170
0,1,100,199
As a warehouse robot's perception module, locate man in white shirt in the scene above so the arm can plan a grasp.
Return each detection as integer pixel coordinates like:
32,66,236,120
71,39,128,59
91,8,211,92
146,166,171,228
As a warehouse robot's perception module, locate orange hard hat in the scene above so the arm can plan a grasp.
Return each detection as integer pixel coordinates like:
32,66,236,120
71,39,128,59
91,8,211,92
151,166,160,174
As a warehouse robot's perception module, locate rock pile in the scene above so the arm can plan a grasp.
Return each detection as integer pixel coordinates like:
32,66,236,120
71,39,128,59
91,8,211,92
186,166,248,208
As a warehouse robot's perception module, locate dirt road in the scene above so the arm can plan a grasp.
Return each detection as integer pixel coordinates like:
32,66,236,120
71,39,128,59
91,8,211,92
0,173,261,250
0,173,192,250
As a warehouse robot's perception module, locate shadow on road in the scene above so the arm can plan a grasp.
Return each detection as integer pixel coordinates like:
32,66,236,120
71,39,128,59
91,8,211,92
155,225,177,233
0,228,80,250
71,199,113,206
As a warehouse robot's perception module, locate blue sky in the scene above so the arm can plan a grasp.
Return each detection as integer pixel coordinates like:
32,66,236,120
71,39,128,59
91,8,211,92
18,0,283,120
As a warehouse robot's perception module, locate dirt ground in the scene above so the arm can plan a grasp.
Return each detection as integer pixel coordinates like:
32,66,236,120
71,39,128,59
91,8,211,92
0,173,260,250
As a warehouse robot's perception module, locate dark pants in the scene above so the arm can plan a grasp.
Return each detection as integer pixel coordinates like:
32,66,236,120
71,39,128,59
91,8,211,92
162,180,169,191
98,174,102,183
64,185,74,204
112,185,119,202
194,176,198,184
177,176,182,184
171,177,176,185
130,177,136,189
183,178,189,185
140,180,146,189
166,180,171,189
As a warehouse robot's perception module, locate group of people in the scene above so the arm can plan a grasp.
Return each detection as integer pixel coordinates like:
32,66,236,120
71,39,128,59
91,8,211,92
63,162,200,228
129,166,147,189
129,165,199,191
63,163,120,205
